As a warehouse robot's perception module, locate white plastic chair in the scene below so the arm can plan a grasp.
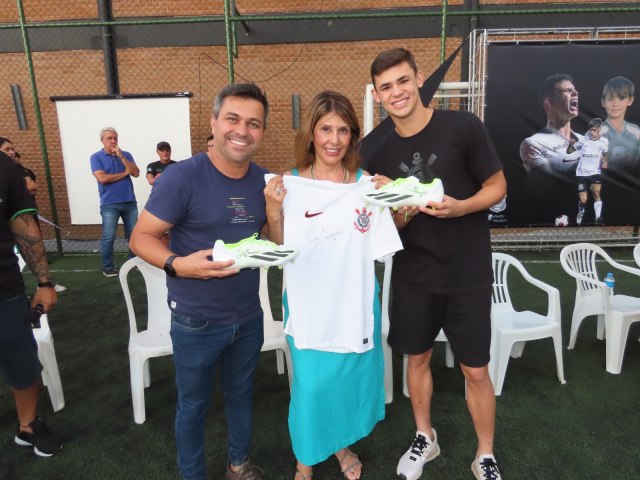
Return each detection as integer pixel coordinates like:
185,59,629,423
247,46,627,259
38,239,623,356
33,314,65,412
490,252,566,395
380,256,395,404
119,257,173,424
15,250,26,272
15,248,64,410
560,243,640,374
259,268,293,391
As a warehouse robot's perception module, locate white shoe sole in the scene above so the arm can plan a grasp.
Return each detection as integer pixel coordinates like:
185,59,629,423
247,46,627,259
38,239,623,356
15,435,59,457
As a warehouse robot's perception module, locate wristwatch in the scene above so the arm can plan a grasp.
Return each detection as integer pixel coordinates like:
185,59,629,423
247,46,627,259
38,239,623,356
37,280,55,289
163,255,178,277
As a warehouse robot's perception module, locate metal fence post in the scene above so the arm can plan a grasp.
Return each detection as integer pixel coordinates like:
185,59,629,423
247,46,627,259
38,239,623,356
16,0,63,254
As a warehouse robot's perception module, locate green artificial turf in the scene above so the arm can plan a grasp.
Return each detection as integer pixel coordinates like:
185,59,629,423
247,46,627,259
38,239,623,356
1,248,639,479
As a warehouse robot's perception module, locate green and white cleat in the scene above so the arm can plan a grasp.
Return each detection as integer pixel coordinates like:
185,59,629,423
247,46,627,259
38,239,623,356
212,233,298,270
362,176,444,208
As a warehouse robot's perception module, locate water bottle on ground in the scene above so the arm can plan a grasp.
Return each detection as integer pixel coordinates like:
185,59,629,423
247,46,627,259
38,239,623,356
604,272,615,296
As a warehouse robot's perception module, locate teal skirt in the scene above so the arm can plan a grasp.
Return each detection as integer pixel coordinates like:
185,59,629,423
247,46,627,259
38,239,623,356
283,281,385,466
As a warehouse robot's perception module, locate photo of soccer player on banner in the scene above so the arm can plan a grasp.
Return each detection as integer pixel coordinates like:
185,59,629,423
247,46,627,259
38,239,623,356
484,41,640,227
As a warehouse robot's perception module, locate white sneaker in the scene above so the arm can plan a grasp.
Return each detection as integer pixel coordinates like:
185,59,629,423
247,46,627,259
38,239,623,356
397,429,441,480
54,284,67,293
212,233,298,270
362,176,444,208
472,454,502,480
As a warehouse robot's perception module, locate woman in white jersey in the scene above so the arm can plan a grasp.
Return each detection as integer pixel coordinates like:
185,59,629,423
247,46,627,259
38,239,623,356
265,91,402,480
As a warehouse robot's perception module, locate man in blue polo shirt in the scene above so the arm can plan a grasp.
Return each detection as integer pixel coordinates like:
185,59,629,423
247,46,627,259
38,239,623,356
90,127,140,277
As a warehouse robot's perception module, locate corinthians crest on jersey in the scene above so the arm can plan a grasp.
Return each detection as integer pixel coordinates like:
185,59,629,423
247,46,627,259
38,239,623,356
354,206,373,233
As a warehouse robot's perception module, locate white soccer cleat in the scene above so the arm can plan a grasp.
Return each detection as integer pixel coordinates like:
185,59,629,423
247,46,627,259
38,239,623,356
362,176,444,208
212,233,298,270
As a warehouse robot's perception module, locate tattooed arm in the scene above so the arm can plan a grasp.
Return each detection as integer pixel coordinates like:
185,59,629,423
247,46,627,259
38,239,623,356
11,212,57,311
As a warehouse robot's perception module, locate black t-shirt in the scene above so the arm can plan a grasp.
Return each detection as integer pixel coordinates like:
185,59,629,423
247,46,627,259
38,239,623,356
0,152,37,300
364,109,503,293
146,160,176,178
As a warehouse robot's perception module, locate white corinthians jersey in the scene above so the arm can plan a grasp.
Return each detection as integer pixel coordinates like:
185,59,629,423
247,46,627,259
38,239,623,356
575,136,608,177
277,174,402,353
520,126,582,174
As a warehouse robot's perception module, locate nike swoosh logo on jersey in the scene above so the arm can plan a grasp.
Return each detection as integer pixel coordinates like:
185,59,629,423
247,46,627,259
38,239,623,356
304,211,323,218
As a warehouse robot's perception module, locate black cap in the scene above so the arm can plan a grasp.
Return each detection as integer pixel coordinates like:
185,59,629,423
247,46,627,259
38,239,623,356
157,141,171,150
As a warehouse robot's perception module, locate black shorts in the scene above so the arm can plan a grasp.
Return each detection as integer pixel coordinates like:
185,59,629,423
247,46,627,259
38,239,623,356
0,294,42,389
388,282,492,368
577,175,601,192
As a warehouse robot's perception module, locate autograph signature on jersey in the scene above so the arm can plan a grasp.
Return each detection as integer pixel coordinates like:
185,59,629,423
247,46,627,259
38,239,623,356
306,226,346,258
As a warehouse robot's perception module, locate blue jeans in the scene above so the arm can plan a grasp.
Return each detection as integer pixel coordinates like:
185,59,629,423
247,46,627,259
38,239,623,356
99,201,138,270
170,312,264,480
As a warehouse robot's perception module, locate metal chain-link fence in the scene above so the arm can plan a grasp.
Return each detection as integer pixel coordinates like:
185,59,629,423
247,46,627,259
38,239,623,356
1,1,640,253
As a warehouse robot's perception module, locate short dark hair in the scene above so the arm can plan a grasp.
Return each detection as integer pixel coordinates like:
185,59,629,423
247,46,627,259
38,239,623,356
602,76,635,100
212,83,269,128
22,166,36,182
370,48,418,86
588,118,603,129
539,74,574,102
206,134,214,142
0,137,12,149
293,90,361,172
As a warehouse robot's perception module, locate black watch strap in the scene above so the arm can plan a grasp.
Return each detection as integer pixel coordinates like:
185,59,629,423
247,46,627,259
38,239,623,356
164,255,178,277
37,280,55,288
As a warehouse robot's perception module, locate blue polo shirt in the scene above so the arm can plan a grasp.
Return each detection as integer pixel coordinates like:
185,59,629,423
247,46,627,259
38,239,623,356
90,149,137,206
144,152,268,322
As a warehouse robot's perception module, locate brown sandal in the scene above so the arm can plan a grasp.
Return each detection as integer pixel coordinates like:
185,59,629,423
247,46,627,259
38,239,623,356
338,448,362,479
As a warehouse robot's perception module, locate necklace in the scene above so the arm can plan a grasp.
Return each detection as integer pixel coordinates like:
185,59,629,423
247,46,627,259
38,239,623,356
310,163,349,184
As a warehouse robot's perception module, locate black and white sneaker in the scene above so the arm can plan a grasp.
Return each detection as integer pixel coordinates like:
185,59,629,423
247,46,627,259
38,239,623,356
102,268,118,277
471,454,502,480
15,417,62,457
397,429,440,480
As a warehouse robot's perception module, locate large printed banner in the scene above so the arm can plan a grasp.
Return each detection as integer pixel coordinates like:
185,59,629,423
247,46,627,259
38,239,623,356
484,41,640,227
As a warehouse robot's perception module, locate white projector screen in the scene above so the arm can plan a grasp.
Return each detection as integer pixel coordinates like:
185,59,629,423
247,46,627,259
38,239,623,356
54,94,192,224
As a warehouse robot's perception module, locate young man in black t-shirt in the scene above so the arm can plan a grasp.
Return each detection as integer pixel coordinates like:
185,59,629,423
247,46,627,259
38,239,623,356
365,48,506,480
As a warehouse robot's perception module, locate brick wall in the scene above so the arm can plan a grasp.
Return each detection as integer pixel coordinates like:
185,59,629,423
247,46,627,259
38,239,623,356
0,0,629,243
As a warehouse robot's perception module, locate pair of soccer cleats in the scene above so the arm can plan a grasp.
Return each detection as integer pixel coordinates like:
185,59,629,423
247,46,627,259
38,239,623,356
361,176,444,209
212,233,298,270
